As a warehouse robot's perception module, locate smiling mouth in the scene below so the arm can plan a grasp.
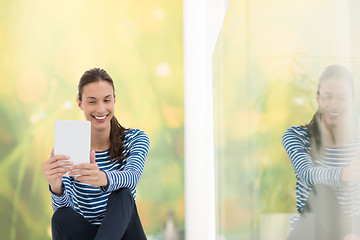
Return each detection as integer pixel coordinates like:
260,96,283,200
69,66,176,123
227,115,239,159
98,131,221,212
328,112,340,116
92,114,109,120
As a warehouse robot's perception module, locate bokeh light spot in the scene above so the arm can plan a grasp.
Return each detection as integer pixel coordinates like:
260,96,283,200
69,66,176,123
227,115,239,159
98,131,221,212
294,97,304,106
64,101,73,109
30,113,38,124
152,8,165,21
156,62,171,78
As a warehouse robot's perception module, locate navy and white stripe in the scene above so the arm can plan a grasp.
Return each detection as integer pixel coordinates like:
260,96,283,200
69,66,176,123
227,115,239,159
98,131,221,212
50,128,150,226
282,126,359,229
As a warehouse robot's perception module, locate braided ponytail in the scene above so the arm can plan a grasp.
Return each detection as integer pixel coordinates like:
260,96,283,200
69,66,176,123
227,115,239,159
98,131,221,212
109,116,128,164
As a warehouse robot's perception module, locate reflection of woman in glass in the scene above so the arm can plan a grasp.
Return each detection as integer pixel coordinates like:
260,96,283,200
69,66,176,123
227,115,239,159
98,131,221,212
43,68,149,239
282,65,360,240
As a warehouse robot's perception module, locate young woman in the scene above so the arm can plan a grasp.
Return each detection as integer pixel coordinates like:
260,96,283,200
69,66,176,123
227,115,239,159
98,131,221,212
43,68,150,240
282,65,360,240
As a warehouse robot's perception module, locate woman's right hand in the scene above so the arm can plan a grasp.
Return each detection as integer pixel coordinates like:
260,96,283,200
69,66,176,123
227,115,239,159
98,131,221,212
43,148,73,195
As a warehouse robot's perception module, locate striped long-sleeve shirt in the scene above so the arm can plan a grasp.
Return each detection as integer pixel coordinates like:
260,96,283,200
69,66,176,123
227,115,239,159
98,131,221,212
50,128,150,226
282,126,359,228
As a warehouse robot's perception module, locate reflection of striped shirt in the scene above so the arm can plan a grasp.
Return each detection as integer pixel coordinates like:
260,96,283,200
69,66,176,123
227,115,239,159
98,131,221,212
282,126,359,228
50,128,150,226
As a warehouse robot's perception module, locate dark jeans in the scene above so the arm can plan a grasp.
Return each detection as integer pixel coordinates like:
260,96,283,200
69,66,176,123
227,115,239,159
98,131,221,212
51,188,147,240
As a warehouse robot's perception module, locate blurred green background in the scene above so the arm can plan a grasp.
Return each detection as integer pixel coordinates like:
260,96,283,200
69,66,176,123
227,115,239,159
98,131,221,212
0,0,183,239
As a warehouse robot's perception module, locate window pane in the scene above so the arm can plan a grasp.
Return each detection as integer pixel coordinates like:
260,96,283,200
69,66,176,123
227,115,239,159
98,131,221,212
213,0,360,239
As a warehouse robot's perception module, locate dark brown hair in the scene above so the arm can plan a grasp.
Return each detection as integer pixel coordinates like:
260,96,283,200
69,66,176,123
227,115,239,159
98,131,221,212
78,68,128,163
305,64,353,155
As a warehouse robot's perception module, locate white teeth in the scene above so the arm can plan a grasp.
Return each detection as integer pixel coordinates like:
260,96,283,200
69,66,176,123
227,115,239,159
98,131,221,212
94,115,106,120
329,112,339,116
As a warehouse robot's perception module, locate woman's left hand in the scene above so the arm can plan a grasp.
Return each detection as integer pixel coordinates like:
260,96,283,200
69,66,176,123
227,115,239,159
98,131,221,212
69,150,108,188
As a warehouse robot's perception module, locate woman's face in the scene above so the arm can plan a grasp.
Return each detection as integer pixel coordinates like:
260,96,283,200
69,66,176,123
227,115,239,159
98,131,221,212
317,77,353,128
77,80,115,131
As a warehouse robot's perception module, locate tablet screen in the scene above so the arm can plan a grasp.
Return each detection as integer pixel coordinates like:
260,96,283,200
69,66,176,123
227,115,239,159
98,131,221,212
54,120,91,174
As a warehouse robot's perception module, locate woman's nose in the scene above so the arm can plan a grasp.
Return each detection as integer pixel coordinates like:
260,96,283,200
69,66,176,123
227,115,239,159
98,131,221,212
96,102,106,113
329,101,340,110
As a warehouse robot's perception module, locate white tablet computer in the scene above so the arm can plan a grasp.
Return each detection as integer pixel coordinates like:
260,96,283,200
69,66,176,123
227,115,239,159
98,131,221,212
54,120,91,175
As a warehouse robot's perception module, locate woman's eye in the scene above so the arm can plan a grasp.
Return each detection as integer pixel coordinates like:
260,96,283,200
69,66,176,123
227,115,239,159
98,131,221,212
88,101,95,104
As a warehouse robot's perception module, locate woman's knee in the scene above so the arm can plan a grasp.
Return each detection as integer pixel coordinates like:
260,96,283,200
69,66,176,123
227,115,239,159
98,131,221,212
108,188,134,205
111,188,132,198
52,207,75,226
51,207,98,240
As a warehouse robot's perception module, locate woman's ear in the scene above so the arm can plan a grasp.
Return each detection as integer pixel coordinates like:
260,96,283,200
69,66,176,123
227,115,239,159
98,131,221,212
77,98,83,110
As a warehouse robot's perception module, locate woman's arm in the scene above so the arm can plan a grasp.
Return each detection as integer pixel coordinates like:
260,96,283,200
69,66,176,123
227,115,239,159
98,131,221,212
282,127,343,187
43,149,74,211
101,129,150,192
50,177,74,211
